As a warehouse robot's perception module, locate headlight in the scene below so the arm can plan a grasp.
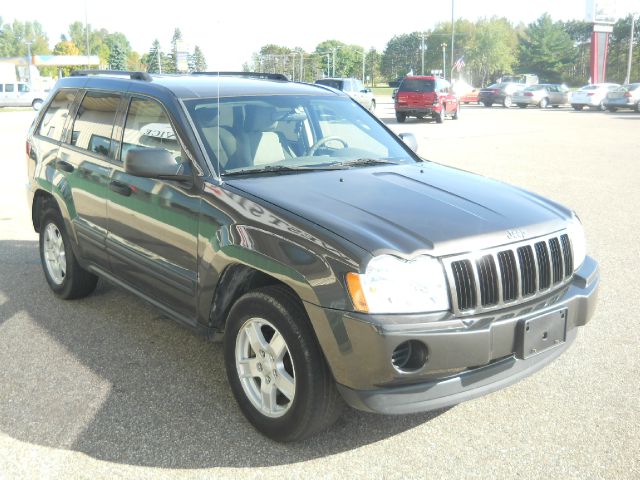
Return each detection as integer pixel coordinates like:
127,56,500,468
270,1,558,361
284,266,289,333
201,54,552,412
346,255,450,314
566,214,587,271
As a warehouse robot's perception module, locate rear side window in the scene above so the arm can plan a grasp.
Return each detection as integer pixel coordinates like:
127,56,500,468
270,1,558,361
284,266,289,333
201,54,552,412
5,84,15,93
71,92,120,156
121,97,181,162
38,90,77,142
399,79,435,92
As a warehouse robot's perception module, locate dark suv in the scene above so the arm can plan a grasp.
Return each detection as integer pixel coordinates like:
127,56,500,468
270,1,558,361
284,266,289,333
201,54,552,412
27,70,599,441
394,75,459,123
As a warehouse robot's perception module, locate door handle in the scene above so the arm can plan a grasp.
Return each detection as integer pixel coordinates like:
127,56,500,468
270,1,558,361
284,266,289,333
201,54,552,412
55,159,74,173
109,180,133,197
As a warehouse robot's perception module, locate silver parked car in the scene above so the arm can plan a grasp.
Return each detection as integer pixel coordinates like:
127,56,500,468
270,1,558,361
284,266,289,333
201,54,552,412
604,83,640,112
513,84,570,108
315,77,376,112
571,83,620,111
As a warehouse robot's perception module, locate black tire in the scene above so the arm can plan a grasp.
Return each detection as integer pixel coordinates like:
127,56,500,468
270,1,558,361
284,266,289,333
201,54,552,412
572,104,584,111
369,100,376,113
483,102,492,107
517,104,527,109
606,106,617,112
635,101,640,113
395,112,406,123
224,285,343,442
32,98,43,110
595,101,606,111
433,110,444,123
39,207,98,299
452,104,460,120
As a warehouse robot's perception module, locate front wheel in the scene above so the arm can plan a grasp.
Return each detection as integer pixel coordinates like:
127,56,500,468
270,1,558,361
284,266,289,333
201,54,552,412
224,286,343,441
39,207,98,299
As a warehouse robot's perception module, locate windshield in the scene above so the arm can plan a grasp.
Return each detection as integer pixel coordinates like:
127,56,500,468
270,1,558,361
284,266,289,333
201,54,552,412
399,79,435,92
185,95,415,175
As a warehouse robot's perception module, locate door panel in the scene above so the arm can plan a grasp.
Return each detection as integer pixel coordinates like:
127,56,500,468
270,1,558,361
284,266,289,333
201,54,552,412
63,91,121,268
107,97,199,320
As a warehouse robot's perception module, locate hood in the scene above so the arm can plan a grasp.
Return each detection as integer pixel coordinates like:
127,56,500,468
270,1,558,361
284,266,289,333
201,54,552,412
226,163,572,257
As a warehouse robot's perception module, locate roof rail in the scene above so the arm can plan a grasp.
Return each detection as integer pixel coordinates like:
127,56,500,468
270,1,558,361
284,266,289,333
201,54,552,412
70,70,153,81
191,71,289,81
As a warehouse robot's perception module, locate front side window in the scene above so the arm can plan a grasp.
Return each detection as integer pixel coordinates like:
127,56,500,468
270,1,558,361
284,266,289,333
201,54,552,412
71,92,120,157
185,95,415,175
18,84,30,93
121,97,181,162
38,89,77,141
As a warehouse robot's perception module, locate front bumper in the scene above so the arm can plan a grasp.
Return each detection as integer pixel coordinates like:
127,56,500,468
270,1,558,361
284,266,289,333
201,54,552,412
305,256,599,414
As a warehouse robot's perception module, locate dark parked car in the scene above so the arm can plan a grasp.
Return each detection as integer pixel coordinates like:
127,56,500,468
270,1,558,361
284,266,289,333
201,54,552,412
479,82,527,107
604,83,640,112
394,75,459,123
27,70,599,441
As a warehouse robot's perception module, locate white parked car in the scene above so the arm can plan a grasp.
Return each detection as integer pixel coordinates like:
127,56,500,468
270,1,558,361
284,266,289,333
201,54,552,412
0,81,47,109
571,83,620,111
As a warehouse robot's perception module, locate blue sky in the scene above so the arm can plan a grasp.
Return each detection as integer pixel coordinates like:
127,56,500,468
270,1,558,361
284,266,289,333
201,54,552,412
3,0,640,68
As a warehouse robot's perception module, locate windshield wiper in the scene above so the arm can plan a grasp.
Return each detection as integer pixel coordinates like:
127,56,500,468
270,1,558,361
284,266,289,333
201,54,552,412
222,164,343,177
338,158,399,168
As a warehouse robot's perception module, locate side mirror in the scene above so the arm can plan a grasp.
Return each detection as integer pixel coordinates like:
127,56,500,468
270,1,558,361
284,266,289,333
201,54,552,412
398,132,418,152
125,148,192,181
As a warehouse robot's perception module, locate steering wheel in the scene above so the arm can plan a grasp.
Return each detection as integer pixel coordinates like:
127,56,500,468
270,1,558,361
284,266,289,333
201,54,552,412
308,136,349,156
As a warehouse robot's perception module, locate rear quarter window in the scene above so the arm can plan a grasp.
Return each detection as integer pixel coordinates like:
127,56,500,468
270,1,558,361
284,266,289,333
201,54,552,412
38,89,77,142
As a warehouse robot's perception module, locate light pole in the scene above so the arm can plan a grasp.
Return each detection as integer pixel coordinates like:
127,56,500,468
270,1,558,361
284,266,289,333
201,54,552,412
625,13,638,85
420,33,426,75
451,0,455,70
25,41,33,84
441,43,447,80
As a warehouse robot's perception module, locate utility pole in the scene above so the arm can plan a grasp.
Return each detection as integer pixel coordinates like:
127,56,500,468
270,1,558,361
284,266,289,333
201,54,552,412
451,0,455,71
25,41,33,84
157,47,162,74
441,43,447,80
84,0,90,66
332,48,337,77
625,13,638,85
421,33,425,75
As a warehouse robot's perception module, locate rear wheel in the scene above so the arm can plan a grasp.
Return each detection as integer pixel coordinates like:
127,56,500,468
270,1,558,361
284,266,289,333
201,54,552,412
39,207,98,299
483,102,493,107
224,286,343,441
596,101,606,111
433,110,444,123
395,112,406,123
572,104,584,111
607,106,618,112
503,96,512,108
369,100,376,113
635,101,640,113
517,104,527,109
452,104,460,120
539,97,548,109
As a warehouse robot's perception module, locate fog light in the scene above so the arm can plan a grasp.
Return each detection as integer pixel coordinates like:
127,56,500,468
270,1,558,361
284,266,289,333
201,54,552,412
391,340,428,373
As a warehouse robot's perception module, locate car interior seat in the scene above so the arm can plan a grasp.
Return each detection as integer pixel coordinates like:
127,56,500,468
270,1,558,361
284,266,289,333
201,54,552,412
244,105,294,166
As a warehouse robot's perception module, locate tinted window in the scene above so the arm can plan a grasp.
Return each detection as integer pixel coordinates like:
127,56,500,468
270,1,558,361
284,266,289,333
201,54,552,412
71,92,120,156
121,97,181,162
316,79,344,91
38,90,77,141
399,79,435,92
5,84,15,93
18,84,29,93
0,85,3,93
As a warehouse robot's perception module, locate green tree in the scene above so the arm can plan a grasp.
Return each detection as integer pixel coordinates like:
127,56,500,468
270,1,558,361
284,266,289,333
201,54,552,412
165,28,183,73
144,39,166,74
561,20,592,85
109,43,127,70
0,19,50,57
52,40,80,76
189,45,207,72
519,14,575,83
127,51,143,71
464,17,518,86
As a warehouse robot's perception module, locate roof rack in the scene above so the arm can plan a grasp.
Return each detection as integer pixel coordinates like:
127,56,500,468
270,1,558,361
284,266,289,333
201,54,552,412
70,70,153,81
191,71,289,81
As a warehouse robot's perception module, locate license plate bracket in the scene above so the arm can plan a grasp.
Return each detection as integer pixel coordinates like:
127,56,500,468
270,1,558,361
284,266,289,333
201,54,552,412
517,309,567,360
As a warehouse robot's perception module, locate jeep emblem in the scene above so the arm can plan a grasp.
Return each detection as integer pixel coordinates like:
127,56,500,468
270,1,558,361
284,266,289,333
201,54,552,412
506,229,526,240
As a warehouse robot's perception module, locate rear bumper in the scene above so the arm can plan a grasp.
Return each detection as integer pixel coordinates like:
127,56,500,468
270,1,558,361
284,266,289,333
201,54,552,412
604,98,638,109
394,106,440,116
306,256,599,414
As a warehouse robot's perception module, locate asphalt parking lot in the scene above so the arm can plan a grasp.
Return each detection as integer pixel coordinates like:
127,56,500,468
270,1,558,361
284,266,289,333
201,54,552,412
1,100,639,479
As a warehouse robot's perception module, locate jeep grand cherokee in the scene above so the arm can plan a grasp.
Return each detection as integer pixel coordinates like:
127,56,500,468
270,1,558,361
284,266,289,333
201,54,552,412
26,70,599,441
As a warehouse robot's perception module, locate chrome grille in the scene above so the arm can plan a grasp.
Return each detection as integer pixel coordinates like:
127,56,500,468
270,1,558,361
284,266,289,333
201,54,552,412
444,231,574,314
